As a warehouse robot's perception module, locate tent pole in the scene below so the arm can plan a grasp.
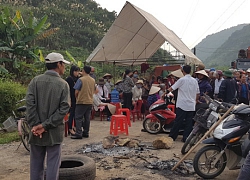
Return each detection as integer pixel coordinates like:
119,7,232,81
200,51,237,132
113,61,116,85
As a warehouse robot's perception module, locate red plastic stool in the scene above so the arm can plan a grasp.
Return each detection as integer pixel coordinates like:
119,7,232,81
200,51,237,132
110,102,122,114
110,115,129,136
167,104,175,113
117,108,131,127
64,113,69,137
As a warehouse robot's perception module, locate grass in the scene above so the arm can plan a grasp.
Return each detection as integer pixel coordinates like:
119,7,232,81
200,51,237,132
0,131,20,144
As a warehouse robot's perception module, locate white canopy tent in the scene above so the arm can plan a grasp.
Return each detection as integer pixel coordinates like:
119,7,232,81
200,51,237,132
86,1,203,66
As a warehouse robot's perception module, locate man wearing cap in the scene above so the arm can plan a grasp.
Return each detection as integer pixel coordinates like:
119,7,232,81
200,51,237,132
103,73,114,93
214,70,224,99
167,65,200,142
132,80,143,104
218,70,238,103
26,52,71,180
72,66,95,139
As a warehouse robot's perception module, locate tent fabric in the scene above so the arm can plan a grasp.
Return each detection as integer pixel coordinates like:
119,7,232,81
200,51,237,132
86,1,203,66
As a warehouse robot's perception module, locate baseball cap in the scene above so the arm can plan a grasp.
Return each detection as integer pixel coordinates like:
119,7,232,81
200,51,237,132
45,52,70,64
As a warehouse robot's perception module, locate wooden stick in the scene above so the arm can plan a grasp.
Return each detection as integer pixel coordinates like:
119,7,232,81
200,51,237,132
171,105,234,171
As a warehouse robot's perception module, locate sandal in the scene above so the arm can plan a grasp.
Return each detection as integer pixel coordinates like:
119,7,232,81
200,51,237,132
68,129,75,135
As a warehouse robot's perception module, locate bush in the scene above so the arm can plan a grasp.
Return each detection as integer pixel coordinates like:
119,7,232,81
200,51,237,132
0,80,27,123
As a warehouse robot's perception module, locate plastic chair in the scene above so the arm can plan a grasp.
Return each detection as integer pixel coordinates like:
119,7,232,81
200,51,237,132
64,113,69,137
131,100,143,122
110,115,129,135
142,99,149,119
110,102,122,114
117,108,131,127
91,106,106,121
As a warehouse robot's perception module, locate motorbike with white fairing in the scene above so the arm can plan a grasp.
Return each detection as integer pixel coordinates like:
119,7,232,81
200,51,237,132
193,103,250,179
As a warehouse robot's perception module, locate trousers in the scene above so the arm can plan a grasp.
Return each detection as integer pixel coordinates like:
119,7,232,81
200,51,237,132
169,107,194,141
237,151,250,180
30,144,61,180
75,104,92,136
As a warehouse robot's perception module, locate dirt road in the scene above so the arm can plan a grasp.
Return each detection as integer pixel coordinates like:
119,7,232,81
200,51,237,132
0,118,240,180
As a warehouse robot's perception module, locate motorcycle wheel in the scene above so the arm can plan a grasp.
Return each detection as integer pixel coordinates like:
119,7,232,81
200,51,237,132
193,145,227,179
143,118,162,134
181,131,203,155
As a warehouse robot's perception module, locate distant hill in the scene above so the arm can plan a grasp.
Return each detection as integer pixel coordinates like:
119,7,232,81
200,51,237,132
205,24,250,68
195,24,247,65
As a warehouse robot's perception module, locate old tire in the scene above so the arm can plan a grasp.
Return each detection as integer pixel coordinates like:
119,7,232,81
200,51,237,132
45,155,96,180
193,145,226,179
143,118,162,134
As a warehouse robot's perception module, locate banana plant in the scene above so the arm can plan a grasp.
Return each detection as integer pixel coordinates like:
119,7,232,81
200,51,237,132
65,50,84,68
0,7,59,78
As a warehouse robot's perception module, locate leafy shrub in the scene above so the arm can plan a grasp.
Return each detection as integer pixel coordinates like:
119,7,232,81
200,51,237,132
0,80,27,123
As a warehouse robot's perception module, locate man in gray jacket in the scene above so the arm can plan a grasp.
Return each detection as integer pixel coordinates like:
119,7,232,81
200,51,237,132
26,52,70,180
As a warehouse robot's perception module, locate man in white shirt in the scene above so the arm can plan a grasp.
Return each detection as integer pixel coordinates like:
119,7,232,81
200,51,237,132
214,70,224,99
167,65,200,142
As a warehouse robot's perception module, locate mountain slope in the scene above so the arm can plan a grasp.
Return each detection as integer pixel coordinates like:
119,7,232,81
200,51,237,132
195,24,247,64
206,24,250,67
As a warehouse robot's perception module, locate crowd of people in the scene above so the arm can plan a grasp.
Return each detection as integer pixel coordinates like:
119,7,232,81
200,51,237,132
25,51,250,179
65,62,250,141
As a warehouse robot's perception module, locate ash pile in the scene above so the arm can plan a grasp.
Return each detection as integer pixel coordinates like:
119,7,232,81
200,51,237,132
78,136,147,157
78,136,174,157
147,159,195,176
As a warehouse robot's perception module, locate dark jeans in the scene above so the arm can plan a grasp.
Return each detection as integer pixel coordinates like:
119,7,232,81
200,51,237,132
68,106,75,130
123,92,132,109
75,104,92,136
237,151,250,180
169,108,194,141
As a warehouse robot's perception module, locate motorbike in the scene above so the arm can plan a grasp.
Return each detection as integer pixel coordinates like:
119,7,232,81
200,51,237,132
193,103,250,179
181,94,229,154
142,92,177,134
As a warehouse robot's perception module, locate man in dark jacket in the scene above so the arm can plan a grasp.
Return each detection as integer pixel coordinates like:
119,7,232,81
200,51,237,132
26,52,71,180
218,70,238,103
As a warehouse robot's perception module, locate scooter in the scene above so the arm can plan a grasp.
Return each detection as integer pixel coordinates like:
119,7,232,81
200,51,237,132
142,92,177,134
181,94,229,154
193,103,250,179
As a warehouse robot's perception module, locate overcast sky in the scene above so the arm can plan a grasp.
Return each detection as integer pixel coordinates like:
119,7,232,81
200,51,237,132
94,0,249,49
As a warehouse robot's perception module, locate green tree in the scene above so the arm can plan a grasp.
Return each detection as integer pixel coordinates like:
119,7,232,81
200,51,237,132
0,7,58,82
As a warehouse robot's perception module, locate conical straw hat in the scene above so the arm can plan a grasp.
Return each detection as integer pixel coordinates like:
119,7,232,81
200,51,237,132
107,104,116,115
115,79,122,85
151,84,160,87
170,69,184,78
195,70,209,77
149,86,161,95
103,73,113,79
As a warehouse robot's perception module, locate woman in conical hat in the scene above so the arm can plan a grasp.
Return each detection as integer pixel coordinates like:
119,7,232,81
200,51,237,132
195,70,212,103
147,86,161,107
